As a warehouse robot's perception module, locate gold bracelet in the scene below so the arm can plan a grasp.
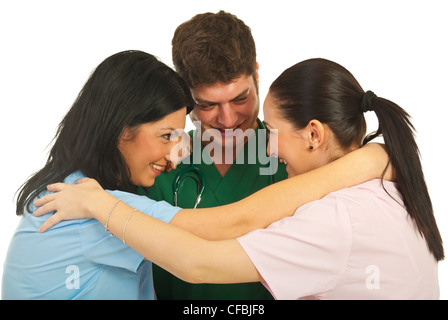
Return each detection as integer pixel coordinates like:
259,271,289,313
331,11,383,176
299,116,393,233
122,209,137,244
105,199,122,235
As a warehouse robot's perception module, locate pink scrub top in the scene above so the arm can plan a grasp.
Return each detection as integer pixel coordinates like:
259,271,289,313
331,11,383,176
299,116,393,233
237,179,439,300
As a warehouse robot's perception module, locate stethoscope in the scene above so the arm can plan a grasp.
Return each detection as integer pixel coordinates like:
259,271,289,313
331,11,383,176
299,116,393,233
173,166,206,209
172,119,271,209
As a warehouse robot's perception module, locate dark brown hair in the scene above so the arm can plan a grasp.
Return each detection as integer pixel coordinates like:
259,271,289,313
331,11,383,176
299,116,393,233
270,58,444,261
172,10,257,88
16,51,193,216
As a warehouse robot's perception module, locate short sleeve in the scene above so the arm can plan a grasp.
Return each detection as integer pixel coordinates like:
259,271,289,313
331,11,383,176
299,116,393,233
237,197,352,300
107,190,181,223
79,221,145,273
79,190,182,272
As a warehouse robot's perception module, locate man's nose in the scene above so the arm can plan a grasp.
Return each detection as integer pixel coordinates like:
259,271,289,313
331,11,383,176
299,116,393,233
217,103,238,128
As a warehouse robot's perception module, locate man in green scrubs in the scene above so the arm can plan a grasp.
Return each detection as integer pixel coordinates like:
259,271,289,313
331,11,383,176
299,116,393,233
141,11,287,300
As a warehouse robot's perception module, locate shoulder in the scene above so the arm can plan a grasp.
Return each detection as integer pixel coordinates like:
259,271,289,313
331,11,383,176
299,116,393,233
62,170,86,184
273,182,389,242
26,171,84,214
290,179,403,240
241,190,354,256
318,179,403,210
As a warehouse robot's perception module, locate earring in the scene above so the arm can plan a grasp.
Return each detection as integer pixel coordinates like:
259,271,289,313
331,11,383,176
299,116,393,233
309,146,314,150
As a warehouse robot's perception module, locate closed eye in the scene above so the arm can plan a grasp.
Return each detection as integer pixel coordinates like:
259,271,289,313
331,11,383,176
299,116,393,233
195,102,217,110
232,96,248,105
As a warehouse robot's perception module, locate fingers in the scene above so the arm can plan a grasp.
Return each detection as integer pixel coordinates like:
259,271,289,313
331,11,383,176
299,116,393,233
32,178,99,232
32,183,67,217
37,213,63,233
33,181,77,208
33,192,57,208
76,177,93,184
46,182,69,192
33,200,57,217
33,195,60,232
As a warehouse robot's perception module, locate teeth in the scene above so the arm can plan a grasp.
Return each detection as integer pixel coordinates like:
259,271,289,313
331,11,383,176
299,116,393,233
150,163,163,171
218,126,238,131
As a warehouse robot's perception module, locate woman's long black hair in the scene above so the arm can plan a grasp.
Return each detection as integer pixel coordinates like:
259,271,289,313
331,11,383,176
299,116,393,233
16,50,193,216
269,58,444,261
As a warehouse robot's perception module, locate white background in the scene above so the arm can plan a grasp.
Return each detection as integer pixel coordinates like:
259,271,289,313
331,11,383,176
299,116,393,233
1,0,447,299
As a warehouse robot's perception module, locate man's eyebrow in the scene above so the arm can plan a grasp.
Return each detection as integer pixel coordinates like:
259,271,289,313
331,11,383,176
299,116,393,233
230,88,251,101
194,88,251,105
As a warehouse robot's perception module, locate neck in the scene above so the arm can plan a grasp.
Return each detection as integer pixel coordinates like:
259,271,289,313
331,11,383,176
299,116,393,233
214,162,233,177
206,141,246,177
327,143,360,163
200,121,259,177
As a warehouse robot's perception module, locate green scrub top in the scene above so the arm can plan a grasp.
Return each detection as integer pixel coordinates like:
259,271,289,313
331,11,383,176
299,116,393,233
139,119,287,300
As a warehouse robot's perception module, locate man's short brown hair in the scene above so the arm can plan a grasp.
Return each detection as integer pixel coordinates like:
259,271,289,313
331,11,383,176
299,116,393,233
172,10,257,88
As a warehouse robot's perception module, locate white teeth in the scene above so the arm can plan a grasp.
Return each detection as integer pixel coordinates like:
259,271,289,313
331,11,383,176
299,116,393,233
280,158,287,164
150,163,163,171
218,126,238,131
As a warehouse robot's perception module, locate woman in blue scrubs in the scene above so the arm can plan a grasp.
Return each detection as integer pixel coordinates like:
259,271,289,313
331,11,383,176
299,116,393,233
3,51,390,300
2,50,192,299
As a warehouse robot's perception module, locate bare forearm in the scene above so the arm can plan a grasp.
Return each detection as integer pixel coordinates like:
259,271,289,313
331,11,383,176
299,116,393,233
233,143,390,222
32,143,391,284
173,143,390,240
95,198,251,283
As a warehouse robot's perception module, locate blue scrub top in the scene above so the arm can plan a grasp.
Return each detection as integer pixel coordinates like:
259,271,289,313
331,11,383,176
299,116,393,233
2,171,181,300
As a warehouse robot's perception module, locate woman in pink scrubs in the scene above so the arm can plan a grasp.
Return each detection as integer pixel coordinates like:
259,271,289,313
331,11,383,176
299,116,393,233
35,58,444,299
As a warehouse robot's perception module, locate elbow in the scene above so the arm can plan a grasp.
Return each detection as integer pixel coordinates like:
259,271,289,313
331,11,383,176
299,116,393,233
184,272,205,284
176,263,208,284
166,249,210,284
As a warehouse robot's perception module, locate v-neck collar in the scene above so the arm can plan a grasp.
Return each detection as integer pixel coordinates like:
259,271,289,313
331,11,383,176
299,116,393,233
190,121,264,179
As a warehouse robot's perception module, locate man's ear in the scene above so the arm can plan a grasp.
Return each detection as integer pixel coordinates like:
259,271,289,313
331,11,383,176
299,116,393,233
255,62,260,86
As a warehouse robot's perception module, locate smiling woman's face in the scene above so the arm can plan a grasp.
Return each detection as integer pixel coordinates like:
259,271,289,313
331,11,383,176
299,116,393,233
263,93,325,178
118,107,186,187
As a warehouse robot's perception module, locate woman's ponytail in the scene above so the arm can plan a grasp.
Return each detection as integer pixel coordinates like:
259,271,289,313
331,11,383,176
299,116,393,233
362,92,444,261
